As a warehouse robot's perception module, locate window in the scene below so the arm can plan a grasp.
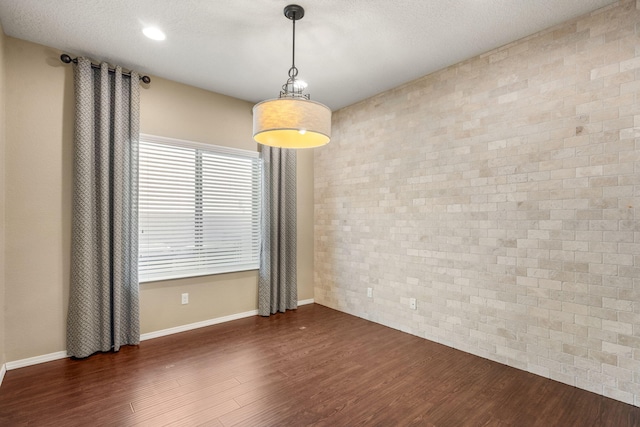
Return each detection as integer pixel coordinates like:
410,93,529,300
138,134,261,282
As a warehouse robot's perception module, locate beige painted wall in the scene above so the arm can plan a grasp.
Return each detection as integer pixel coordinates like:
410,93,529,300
138,76,314,333
0,23,7,368
4,36,314,361
5,38,72,362
315,0,640,407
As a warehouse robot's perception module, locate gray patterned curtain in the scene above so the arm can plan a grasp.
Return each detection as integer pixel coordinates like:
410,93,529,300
67,58,140,358
259,147,297,316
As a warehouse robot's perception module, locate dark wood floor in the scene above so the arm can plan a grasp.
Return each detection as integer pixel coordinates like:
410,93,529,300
0,304,638,426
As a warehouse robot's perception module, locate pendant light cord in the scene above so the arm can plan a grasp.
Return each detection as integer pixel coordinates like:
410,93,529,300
289,12,298,79
280,5,309,99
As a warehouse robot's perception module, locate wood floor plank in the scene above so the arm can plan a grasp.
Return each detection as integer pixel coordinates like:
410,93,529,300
131,397,239,427
130,378,240,413
0,304,638,426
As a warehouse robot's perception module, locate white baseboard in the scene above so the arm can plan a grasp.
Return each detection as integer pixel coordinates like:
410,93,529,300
6,351,68,370
140,308,260,341
141,298,315,341
5,299,316,370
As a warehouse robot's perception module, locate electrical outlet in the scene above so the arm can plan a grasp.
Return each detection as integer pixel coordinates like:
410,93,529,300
181,293,189,305
367,287,373,298
409,298,417,310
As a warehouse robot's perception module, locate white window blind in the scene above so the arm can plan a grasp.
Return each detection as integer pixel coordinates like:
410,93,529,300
138,134,261,282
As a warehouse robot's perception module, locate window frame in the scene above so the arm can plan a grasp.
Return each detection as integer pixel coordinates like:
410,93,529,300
138,133,262,283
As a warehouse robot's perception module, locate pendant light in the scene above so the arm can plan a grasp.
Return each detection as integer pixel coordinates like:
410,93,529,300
252,4,331,149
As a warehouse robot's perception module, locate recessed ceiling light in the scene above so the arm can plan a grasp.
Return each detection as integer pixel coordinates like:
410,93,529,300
143,27,166,41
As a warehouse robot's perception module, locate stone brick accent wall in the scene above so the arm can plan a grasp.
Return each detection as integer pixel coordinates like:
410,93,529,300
314,0,640,406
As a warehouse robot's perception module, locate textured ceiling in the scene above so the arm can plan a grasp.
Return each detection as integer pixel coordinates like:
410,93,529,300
0,0,617,110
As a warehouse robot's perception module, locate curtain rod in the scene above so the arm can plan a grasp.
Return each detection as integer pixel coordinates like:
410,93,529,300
60,54,151,84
